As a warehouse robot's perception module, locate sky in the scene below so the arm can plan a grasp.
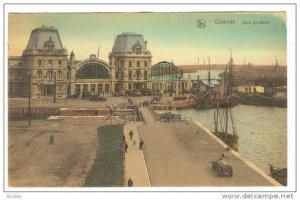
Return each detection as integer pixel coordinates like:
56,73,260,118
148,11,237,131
8,12,287,65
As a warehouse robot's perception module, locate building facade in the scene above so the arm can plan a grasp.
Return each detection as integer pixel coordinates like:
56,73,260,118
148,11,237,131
8,26,191,98
9,26,69,98
109,32,152,92
70,53,112,96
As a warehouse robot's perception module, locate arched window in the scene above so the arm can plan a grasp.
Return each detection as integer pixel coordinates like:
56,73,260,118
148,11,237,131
150,61,182,81
76,62,110,79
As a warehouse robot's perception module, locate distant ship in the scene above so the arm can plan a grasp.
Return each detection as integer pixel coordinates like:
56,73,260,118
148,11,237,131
239,58,287,107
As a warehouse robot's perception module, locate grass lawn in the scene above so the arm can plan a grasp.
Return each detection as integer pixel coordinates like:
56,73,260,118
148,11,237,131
84,124,125,187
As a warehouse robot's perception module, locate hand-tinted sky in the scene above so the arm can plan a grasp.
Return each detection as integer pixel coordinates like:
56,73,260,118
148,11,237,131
8,12,287,65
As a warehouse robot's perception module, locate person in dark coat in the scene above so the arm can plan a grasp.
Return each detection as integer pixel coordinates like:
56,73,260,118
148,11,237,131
139,139,144,150
129,130,134,140
127,178,133,187
124,142,128,153
49,134,54,145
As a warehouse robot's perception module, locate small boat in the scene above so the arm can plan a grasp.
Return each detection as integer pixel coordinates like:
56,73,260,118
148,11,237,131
269,164,287,186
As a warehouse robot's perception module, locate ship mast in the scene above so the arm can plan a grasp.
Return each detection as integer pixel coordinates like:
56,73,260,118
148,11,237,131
225,49,234,134
208,56,211,94
273,57,278,97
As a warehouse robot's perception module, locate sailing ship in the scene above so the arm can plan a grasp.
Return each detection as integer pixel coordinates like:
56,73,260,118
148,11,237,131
213,53,239,151
195,57,218,110
218,52,239,107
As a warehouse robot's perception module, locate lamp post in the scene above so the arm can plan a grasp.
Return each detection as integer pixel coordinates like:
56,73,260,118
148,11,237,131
27,70,31,127
53,71,56,103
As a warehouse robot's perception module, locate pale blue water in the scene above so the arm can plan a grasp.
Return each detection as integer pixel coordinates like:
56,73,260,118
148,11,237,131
178,104,287,173
182,69,223,80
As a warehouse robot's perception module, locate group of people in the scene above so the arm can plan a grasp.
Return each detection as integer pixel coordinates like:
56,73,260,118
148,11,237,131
124,129,145,153
139,100,149,107
124,129,146,187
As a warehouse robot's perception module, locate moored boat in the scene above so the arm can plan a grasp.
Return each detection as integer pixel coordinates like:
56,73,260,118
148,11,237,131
213,52,239,151
269,164,287,186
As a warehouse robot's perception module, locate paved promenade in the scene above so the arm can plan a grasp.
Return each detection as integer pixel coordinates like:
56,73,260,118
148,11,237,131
123,121,151,187
137,119,280,186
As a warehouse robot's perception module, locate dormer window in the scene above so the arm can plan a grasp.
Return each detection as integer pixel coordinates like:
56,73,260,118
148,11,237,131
132,41,142,54
44,37,55,53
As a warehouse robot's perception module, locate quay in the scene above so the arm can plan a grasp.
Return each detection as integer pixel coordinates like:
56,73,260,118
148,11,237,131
134,107,281,186
8,97,282,187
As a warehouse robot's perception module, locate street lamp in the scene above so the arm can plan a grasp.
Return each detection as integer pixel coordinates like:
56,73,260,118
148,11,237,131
27,70,31,127
53,70,56,103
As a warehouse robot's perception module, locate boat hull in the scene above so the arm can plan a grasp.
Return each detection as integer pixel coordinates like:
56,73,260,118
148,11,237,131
213,131,239,151
218,97,239,108
171,99,198,109
239,95,287,107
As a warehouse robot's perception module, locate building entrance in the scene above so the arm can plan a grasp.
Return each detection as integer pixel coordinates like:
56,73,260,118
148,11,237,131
134,83,143,90
43,85,54,96
75,85,80,95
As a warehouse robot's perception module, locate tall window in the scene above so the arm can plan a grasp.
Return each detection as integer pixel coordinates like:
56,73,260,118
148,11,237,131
136,70,140,80
144,71,148,80
9,71,13,79
91,84,95,92
37,70,42,81
47,71,53,81
128,71,132,80
135,48,141,54
136,61,140,68
58,85,62,93
58,60,62,67
37,60,42,68
48,60,53,67
57,71,62,80
144,61,147,68
129,61,132,68
67,71,70,80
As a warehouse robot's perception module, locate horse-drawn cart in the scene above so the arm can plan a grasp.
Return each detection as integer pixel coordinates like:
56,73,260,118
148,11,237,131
211,159,233,177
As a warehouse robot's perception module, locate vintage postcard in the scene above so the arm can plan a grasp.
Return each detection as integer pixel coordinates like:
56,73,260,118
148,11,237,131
3,3,297,199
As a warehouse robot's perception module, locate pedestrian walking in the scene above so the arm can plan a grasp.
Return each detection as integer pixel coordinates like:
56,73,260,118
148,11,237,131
122,135,126,142
129,130,134,140
124,142,128,153
127,178,133,187
49,134,54,145
139,139,144,150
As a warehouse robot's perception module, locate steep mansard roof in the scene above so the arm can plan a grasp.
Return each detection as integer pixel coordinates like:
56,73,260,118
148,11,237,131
111,32,148,53
25,25,64,50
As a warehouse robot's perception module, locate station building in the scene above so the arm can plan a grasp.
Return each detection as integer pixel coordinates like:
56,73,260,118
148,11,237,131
8,26,192,98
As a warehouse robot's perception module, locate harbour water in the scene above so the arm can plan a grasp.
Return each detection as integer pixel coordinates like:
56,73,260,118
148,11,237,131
178,104,287,173
182,69,223,80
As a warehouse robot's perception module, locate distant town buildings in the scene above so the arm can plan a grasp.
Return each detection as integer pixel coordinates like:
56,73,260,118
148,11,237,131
237,85,265,94
8,26,192,98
